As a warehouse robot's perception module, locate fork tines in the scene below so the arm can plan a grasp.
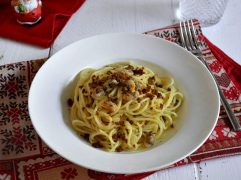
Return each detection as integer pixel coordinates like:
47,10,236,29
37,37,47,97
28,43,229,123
179,20,199,52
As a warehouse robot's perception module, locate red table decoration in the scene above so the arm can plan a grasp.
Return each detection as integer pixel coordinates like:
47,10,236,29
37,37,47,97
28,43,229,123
0,0,85,47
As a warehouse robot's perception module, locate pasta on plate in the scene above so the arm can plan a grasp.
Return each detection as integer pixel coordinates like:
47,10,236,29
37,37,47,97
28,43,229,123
69,62,183,152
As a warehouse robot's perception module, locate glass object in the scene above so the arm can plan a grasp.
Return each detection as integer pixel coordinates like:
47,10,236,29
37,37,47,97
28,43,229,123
175,0,229,27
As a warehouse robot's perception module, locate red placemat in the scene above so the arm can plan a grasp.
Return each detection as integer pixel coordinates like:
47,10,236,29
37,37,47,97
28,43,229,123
0,0,85,48
0,20,241,180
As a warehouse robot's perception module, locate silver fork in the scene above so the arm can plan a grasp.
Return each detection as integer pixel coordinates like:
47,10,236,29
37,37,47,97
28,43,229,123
179,20,241,131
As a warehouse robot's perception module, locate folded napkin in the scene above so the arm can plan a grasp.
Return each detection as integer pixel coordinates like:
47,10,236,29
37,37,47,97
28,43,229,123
0,20,241,180
0,0,85,48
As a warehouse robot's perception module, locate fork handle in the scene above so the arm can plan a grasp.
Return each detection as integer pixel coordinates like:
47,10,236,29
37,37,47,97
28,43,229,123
197,55,241,131
219,88,241,131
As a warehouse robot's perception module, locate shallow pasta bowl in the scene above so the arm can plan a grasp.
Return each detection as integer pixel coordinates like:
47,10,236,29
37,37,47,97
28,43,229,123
28,33,220,174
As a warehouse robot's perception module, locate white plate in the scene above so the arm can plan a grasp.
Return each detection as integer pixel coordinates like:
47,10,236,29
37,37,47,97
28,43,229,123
29,33,220,174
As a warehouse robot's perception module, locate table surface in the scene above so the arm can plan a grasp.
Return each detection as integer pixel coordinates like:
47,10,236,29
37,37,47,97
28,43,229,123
1,0,241,179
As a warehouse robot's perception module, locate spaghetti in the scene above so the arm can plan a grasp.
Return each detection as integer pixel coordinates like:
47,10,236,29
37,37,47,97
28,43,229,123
69,62,183,152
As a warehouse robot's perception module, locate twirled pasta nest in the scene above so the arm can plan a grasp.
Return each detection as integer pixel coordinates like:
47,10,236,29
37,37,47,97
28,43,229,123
69,62,183,152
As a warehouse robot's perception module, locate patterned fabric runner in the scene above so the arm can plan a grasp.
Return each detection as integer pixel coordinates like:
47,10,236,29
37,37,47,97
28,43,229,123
1,20,241,180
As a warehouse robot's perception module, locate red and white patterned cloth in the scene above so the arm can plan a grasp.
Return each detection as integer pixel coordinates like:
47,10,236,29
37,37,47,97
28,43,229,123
0,20,241,180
